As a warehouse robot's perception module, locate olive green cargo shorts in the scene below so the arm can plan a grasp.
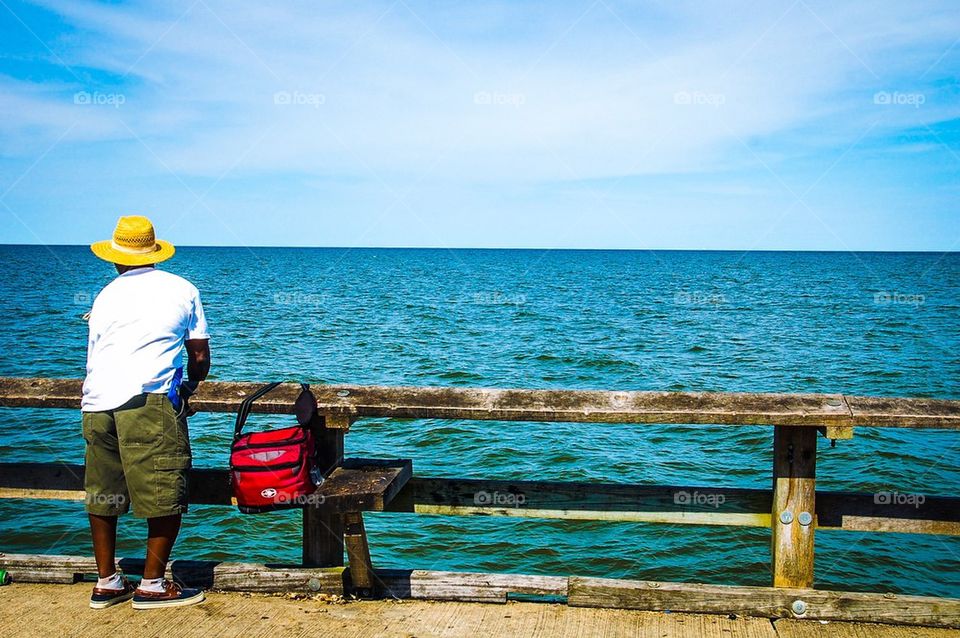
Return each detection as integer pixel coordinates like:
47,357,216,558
82,393,192,519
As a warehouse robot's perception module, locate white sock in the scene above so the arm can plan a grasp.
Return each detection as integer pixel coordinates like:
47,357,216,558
96,572,123,590
138,577,166,593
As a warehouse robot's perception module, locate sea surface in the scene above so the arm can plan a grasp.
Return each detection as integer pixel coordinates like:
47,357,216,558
0,245,958,597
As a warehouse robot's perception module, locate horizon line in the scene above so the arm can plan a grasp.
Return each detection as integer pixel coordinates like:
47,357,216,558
0,243,957,254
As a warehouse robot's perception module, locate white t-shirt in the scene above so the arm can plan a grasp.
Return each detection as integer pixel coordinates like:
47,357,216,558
82,267,210,412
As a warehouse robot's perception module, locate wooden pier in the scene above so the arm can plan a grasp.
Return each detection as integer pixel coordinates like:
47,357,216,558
0,377,959,630
2,582,958,638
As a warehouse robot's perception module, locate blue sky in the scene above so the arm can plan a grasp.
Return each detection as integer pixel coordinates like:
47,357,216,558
0,0,958,250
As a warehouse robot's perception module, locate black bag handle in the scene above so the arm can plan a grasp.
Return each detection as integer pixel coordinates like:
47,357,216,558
294,382,318,426
233,381,282,440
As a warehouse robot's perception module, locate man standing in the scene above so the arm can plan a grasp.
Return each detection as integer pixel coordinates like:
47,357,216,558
82,215,210,610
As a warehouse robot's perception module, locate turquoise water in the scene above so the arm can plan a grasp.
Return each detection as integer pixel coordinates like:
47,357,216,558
0,245,958,596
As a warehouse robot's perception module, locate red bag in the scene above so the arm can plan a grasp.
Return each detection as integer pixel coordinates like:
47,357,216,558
230,382,320,514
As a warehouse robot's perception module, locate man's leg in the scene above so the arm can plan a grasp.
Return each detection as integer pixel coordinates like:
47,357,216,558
82,409,131,580
144,514,182,579
88,514,119,579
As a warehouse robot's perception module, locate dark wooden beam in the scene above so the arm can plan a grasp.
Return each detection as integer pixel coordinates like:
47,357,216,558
1,464,956,535
3,377,960,429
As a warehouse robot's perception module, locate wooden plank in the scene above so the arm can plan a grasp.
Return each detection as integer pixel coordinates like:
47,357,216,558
343,512,375,594
303,416,344,567
0,553,345,593
771,426,817,588
568,576,960,628
389,476,772,527
3,551,959,628
316,459,413,512
4,377,960,430
1,464,957,535
847,395,960,429
377,569,568,603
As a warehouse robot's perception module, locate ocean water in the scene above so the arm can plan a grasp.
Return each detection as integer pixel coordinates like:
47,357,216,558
0,245,957,597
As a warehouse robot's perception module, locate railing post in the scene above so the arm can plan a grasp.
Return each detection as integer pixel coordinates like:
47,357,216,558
303,415,344,566
771,425,817,588
344,511,375,595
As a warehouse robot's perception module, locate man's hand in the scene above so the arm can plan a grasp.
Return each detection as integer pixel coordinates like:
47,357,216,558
179,379,200,417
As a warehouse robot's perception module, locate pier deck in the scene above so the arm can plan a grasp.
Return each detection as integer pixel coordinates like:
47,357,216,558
1,583,956,638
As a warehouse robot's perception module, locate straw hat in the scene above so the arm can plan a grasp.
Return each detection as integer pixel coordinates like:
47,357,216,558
91,215,175,266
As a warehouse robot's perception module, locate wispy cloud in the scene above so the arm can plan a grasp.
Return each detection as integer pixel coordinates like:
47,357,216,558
0,0,958,248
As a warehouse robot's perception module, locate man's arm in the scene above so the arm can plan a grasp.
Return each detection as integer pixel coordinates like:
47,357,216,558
185,338,210,384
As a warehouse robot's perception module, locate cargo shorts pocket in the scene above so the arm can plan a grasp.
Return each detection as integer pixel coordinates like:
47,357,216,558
154,454,191,511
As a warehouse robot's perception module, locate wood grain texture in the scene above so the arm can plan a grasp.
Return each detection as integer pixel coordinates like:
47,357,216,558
0,553,345,593
771,426,817,588
0,582,785,638
3,377,959,429
568,576,960,628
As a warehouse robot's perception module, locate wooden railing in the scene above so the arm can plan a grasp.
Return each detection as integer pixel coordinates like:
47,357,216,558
0,377,959,627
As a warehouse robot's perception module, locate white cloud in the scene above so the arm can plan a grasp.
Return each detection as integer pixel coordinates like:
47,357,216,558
5,0,960,184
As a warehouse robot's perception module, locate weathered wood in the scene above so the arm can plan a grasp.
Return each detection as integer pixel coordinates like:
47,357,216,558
377,569,568,603
819,425,854,440
1,464,957,535
389,476,772,527
344,512,375,594
0,553,345,593
317,459,413,512
303,416,344,567
568,576,960,628
4,377,960,430
771,426,817,588
846,395,960,429
3,551,960,628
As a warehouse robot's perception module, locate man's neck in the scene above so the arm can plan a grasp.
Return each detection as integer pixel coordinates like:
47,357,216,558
115,264,156,275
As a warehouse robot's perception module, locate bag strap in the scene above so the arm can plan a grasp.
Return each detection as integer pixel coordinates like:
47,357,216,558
294,382,318,426
233,381,282,440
